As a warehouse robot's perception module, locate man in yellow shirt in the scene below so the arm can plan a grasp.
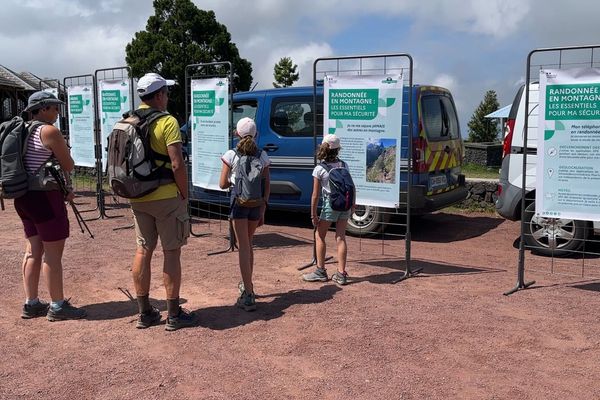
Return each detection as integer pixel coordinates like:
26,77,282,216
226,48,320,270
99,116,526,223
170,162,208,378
129,73,194,331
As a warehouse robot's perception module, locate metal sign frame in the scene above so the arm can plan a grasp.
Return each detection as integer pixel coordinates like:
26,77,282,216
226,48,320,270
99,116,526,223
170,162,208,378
506,44,600,295
307,53,418,283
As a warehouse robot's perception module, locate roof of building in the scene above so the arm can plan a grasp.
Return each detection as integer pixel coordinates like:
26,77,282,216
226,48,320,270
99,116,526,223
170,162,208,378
17,71,58,90
485,104,512,119
0,65,36,90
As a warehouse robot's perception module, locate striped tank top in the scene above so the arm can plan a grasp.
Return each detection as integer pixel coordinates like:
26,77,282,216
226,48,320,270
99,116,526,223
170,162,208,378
24,125,53,174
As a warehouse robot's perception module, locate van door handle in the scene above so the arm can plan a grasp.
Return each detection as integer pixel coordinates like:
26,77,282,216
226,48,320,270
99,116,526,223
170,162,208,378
263,144,279,152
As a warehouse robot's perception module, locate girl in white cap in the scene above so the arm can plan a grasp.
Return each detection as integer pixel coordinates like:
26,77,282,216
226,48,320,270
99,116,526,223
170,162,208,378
302,134,355,285
219,117,270,310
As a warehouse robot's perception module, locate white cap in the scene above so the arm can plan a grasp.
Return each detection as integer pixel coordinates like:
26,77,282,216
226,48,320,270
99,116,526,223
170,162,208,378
322,134,341,149
236,117,257,138
137,73,175,97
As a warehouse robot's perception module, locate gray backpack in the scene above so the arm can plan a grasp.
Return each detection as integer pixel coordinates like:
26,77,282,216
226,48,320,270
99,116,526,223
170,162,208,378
232,149,265,207
0,117,54,199
106,108,174,198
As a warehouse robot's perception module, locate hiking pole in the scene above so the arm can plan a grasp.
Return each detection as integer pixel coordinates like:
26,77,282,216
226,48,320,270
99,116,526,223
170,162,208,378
0,198,4,211
45,162,94,238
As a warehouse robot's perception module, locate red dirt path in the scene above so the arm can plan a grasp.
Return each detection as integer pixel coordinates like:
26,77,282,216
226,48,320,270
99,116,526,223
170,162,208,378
1,203,599,399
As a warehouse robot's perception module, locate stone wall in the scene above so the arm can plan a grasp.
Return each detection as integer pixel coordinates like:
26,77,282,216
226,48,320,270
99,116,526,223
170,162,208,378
459,179,499,210
464,143,502,167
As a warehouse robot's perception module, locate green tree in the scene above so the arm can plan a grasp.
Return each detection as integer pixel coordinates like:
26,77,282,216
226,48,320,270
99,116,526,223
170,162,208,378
273,57,299,88
125,0,252,120
467,90,501,142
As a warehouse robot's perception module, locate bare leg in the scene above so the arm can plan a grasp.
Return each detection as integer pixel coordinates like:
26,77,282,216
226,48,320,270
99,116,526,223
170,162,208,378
334,219,348,273
163,248,182,299
42,240,66,302
316,220,332,269
232,218,254,294
247,219,260,278
132,247,154,296
22,236,43,301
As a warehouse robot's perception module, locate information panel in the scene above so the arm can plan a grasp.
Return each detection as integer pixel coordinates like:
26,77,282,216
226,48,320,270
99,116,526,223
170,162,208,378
98,79,130,169
190,78,229,191
67,85,95,167
324,74,403,208
537,67,600,220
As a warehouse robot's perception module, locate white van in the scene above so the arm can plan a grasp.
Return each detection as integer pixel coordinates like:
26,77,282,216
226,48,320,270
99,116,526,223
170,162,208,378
496,83,600,256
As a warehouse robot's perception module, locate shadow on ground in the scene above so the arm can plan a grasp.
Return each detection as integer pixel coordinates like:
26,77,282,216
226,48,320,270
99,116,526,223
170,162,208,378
194,285,341,330
347,258,505,285
81,295,188,321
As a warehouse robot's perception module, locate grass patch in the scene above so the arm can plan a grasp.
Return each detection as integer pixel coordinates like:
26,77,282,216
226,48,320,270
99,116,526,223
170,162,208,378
462,163,500,180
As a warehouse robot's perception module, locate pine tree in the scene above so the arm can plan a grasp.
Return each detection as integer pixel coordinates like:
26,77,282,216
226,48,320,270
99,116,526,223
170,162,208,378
125,0,252,120
467,90,501,142
273,57,299,88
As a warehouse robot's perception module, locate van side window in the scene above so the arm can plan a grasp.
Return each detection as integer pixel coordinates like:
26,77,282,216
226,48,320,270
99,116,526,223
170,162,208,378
270,98,322,137
232,101,258,131
421,95,460,140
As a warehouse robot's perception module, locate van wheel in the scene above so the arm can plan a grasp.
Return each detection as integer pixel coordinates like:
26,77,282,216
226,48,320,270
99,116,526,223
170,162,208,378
346,205,391,236
523,201,588,256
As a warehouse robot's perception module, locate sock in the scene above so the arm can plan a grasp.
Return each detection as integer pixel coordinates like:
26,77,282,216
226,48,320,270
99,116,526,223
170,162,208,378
25,298,40,306
137,295,151,314
166,298,180,317
50,299,65,310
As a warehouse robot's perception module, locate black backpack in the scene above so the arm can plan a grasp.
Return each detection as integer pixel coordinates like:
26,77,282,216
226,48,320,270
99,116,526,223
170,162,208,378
321,160,355,211
0,117,51,199
106,108,174,199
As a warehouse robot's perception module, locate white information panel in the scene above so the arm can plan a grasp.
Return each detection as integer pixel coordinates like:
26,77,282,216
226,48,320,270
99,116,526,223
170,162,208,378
324,74,403,208
98,79,130,169
67,85,95,167
537,67,600,221
190,78,229,191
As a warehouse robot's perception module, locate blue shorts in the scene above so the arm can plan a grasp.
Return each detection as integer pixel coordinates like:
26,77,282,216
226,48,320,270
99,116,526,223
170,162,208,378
320,197,350,222
230,203,262,221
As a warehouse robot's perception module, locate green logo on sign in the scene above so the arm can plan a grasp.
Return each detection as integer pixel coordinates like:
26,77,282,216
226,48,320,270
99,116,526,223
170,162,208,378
193,90,216,117
101,90,121,112
381,77,398,84
329,89,379,120
69,95,84,114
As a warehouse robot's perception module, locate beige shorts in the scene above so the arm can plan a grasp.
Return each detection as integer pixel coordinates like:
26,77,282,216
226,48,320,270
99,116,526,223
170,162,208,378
131,196,190,251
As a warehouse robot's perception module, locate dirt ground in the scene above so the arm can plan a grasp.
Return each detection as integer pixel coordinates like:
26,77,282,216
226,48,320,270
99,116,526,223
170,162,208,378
1,200,600,400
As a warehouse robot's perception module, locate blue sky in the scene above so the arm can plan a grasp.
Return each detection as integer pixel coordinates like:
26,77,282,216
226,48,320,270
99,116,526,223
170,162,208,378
2,0,599,137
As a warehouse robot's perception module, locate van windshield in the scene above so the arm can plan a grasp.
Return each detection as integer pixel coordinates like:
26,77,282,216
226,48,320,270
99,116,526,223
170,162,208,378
421,95,460,140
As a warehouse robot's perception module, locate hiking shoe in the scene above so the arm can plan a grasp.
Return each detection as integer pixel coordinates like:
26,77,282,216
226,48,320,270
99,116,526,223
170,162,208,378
136,307,161,329
302,267,328,282
21,300,50,319
236,291,257,312
332,271,349,286
46,299,87,321
165,307,196,331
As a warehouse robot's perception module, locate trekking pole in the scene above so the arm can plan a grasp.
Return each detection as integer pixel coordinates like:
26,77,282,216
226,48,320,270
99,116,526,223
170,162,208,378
46,161,94,238
0,198,4,211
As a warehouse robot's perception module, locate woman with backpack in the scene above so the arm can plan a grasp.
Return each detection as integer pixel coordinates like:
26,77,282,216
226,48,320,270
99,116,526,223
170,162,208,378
12,91,87,321
302,134,355,286
219,117,270,311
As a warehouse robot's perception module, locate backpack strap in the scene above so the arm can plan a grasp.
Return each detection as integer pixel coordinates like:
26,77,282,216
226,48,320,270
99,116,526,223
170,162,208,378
132,108,173,164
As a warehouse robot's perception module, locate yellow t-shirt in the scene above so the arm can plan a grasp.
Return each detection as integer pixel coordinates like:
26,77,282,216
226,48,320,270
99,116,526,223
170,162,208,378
130,105,182,203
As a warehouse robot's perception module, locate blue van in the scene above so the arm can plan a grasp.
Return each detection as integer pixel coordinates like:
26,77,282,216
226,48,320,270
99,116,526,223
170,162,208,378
191,85,467,235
